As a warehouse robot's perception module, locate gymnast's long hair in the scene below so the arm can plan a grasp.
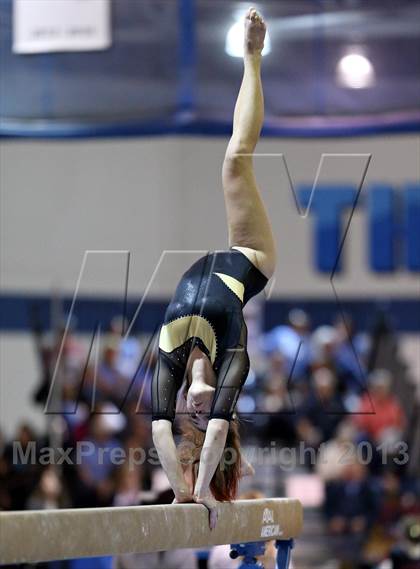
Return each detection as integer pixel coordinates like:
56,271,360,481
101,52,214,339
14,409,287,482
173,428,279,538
175,368,245,501
178,417,242,501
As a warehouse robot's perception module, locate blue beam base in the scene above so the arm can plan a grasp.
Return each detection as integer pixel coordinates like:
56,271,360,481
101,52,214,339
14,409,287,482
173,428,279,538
230,539,294,568
230,541,266,568
276,539,294,569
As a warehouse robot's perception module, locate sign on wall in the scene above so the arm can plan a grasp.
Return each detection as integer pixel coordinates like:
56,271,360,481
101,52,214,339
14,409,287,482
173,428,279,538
13,0,111,54
297,185,420,274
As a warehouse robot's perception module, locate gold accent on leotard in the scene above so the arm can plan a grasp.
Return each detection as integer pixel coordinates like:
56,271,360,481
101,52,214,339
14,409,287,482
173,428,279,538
214,272,244,302
231,246,260,269
159,315,217,364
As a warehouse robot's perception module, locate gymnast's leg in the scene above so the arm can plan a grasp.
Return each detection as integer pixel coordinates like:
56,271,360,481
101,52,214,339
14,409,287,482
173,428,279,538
222,8,276,279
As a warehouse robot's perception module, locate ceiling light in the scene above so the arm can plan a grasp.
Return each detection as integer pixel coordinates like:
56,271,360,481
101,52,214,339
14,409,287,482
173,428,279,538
336,51,375,89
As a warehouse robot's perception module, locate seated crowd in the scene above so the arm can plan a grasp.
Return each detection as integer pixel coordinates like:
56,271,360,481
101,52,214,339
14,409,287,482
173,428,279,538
0,309,418,569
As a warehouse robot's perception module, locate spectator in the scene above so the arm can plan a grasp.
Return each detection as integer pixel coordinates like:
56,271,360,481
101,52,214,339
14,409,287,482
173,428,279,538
83,339,130,406
108,315,142,381
262,309,313,381
325,460,378,536
26,465,68,510
311,325,337,371
73,410,123,507
378,470,420,527
61,383,90,443
332,313,369,394
316,421,358,482
32,315,86,406
258,352,297,445
378,516,420,569
353,370,405,449
0,429,11,510
296,367,346,448
1,424,42,510
113,459,144,507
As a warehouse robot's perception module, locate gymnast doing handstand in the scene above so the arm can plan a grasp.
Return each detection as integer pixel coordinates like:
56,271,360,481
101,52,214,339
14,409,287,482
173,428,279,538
151,8,276,528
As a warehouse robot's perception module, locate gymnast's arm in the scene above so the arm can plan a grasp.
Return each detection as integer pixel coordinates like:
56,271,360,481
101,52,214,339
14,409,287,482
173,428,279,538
193,336,250,526
151,352,192,502
152,420,192,502
193,418,229,527
194,419,229,498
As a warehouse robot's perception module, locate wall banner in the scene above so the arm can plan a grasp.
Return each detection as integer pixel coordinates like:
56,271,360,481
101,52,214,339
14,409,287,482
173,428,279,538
13,0,111,54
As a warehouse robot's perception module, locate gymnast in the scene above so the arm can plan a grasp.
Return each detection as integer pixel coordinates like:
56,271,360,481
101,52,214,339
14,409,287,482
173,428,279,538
151,8,276,528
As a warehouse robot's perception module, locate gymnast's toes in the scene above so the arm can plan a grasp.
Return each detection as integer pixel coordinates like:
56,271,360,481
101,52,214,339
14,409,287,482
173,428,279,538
244,8,266,55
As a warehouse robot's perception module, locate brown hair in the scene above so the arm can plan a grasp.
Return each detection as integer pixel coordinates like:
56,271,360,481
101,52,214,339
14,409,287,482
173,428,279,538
178,418,242,501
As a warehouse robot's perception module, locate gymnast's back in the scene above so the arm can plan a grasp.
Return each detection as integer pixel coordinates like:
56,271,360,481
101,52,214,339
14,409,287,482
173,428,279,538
166,248,267,322
152,248,268,422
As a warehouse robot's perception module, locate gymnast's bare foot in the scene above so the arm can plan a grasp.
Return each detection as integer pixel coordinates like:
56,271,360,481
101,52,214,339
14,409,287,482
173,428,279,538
244,7,266,56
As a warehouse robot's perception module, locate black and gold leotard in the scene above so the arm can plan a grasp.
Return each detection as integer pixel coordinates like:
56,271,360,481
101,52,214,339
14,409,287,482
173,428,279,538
151,248,267,423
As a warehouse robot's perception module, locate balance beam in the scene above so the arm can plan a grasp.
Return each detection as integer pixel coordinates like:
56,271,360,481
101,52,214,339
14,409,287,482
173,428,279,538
0,498,302,565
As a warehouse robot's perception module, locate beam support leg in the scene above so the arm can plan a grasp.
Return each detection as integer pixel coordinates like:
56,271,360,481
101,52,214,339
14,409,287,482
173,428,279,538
275,539,294,569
